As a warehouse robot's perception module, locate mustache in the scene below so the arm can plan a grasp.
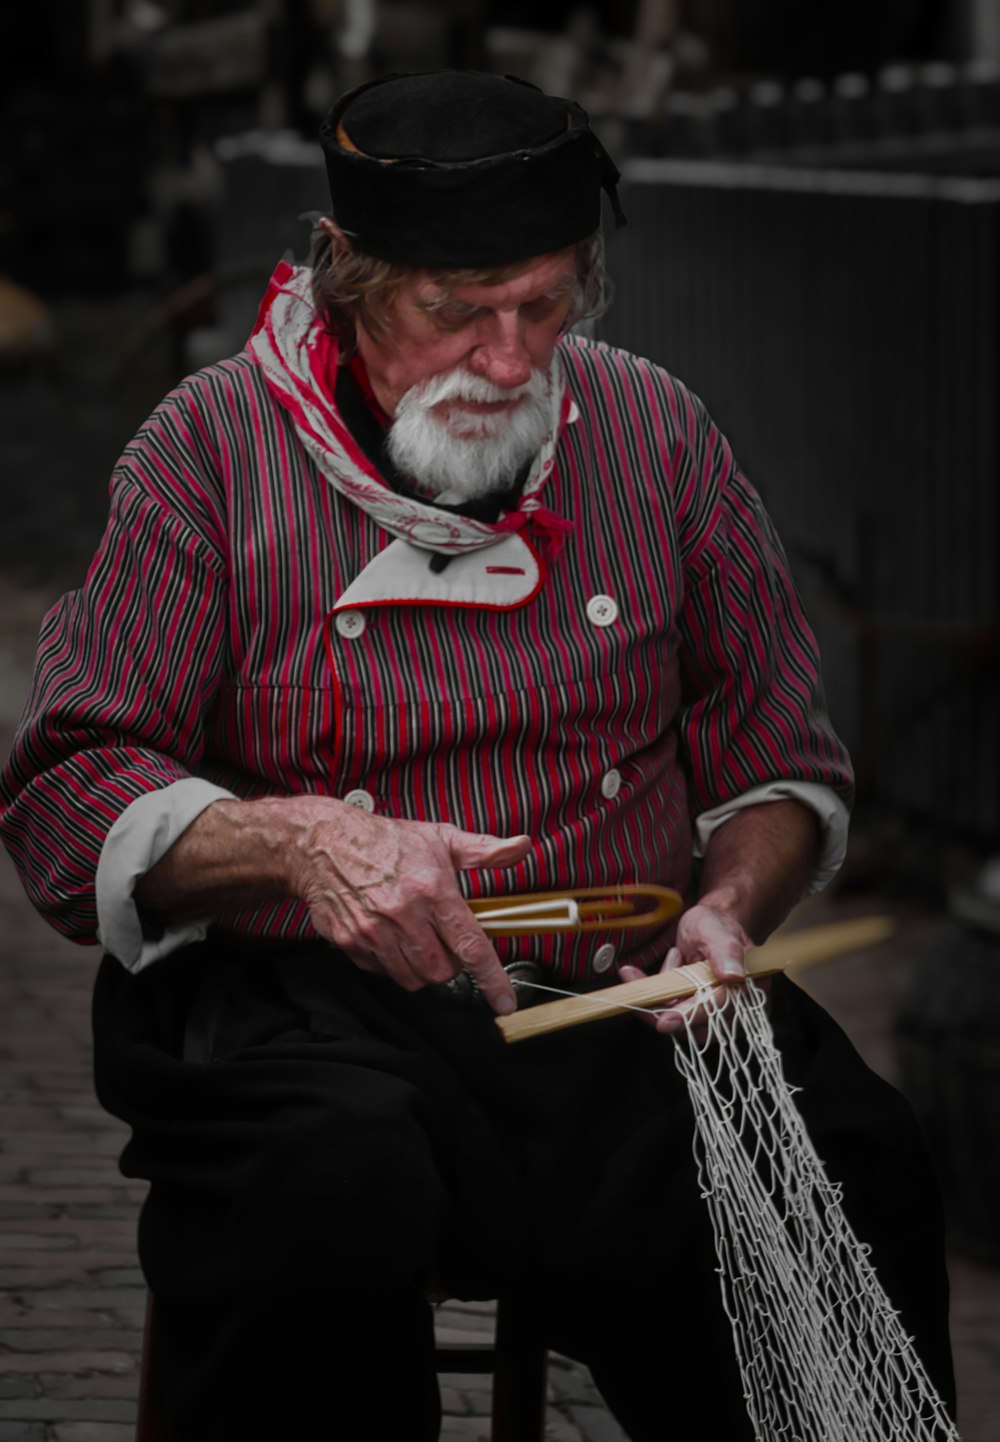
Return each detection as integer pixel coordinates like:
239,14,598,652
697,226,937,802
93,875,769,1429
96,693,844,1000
385,364,553,503
398,368,543,413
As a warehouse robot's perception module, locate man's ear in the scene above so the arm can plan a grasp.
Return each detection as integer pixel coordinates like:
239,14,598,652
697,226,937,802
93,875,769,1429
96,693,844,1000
318,216,349,254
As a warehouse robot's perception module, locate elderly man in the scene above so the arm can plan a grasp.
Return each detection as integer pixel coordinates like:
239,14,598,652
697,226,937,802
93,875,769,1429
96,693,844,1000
1,71,953,1440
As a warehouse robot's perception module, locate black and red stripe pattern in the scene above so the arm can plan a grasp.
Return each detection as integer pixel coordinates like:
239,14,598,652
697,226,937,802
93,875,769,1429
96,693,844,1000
0,332,852,982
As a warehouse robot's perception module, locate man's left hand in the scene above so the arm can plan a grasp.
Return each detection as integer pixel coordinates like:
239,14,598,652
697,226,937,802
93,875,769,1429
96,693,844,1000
618,799,820,1040
618,903,751,1038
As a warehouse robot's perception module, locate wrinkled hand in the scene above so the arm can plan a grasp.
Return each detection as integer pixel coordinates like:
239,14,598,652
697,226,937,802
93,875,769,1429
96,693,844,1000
619,904,752,1040
286,798,531,1014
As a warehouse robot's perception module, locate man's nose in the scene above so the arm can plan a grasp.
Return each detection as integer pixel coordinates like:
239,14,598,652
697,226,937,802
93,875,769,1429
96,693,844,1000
467,313,533,389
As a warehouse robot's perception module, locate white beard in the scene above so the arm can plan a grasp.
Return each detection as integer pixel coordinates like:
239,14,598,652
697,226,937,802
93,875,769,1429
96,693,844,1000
385,367,550,505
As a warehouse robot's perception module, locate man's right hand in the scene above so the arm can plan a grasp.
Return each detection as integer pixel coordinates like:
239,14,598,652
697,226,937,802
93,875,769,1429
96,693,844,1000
134,795,530,1015
286,799,530,1013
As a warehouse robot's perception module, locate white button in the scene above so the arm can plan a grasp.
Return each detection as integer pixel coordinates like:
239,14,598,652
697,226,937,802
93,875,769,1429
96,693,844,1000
593,943,616,974
335,609,366,639
586,594,618,628
600,768,622,800
343,789,375,812
567,400,581,424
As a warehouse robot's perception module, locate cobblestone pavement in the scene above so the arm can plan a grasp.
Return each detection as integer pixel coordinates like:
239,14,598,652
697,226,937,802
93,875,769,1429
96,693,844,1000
1,579,998,1441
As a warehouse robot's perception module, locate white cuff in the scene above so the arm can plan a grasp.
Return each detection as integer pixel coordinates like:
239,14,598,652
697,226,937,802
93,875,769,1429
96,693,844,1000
692,781,849,897
96,779,237,972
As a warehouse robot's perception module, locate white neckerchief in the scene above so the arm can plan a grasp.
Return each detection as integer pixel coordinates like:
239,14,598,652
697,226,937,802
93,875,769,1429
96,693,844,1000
247,263,569,556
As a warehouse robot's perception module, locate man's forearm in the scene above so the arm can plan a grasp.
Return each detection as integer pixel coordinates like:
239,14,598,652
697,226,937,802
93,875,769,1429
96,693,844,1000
132,794,529,1013
696,798,821,944
133,797,302,918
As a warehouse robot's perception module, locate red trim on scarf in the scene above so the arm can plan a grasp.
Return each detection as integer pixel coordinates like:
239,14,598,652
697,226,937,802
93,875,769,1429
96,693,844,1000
250,259,295,340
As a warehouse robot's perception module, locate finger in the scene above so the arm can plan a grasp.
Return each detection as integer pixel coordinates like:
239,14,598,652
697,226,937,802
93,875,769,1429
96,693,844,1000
617,965,667,1030
655,1010,712,1043
621,954,679,979
676,917,746,982
363,900,470,990
348,948,383,976
708,937,746,983
436,825,533,872
654,1010,686,1035
654,986,728,1036
435,905,516,1016
396,926,463,989
353,933,428,992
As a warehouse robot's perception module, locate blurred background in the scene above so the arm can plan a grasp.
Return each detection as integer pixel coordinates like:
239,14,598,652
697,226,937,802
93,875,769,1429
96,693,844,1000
3,1,999,854
1,0,999,1416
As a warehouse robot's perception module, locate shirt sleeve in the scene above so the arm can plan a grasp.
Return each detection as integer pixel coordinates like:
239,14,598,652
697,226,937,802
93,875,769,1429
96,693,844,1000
95,778,237,971
670,382,854,821
0,389,229,950
693,781,849,896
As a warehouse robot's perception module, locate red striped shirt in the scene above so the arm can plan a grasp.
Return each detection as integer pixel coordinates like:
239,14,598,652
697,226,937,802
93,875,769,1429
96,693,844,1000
0,334,852,981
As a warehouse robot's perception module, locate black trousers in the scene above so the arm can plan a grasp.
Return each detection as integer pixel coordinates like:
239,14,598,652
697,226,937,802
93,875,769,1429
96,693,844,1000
93,937,956,1440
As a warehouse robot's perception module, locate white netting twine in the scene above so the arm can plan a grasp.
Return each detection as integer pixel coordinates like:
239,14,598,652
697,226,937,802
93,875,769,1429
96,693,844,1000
672,979,961,1442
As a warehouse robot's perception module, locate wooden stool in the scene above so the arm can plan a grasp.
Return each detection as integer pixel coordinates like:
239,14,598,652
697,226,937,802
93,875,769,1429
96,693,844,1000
135,1290,548,1441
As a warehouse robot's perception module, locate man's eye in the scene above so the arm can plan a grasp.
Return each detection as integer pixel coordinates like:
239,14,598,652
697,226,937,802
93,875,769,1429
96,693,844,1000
521,295,568,323
433,304,476,329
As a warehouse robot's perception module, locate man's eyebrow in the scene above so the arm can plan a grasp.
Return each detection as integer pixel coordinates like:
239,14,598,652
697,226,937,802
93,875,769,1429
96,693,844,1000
416,291,476,315
416,275,576,314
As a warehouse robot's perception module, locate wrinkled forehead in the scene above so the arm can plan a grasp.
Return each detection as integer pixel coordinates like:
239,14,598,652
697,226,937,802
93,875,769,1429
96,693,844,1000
413,248,580,305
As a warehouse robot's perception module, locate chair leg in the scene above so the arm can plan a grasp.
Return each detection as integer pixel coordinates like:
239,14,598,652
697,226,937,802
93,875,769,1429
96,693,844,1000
491,1294,549,1442
137,1286,549,1441
135,1291,163,1442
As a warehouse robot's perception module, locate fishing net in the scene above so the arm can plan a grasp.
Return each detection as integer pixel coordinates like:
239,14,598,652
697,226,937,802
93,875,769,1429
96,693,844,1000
671,979,961,1442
